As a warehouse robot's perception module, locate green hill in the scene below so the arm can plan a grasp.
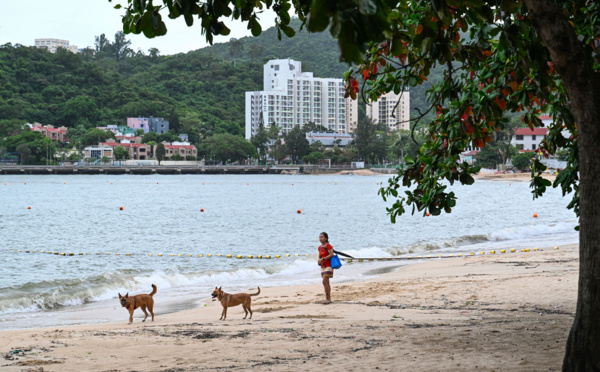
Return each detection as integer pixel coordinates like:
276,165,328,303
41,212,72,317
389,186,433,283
0,19,440,144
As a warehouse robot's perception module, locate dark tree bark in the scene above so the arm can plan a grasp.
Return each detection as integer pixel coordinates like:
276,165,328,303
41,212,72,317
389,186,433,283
524,1,600,370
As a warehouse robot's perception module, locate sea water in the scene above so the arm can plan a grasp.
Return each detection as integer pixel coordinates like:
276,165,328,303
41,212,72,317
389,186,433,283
0,174,578,330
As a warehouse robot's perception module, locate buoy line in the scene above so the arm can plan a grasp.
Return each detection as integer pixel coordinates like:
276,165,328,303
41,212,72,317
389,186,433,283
9,247,558,260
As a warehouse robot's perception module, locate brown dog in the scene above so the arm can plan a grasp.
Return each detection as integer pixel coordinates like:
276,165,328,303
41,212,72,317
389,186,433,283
119,284,157,324
211,286,260,320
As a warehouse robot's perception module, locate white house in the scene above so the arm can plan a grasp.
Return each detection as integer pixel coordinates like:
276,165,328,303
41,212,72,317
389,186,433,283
245,59,358,139
511,128,548,151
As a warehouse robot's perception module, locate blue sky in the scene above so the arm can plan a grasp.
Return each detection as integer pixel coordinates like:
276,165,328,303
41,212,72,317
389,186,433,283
0,0,276,55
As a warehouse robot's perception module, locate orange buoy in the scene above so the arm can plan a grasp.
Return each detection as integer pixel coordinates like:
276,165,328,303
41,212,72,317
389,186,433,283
201,208,205,212
297,209,302,214
120,207,124,211
24,183,26,185
27,206,31,210
247,183,249,185
533,213,538,218
426,212,430,216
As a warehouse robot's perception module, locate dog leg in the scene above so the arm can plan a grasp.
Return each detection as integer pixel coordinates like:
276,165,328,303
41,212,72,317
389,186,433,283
222,306,227,320
141,305,149,322
248,303,253,319
148,302,154,322
128,311,134,324
242,304,248,319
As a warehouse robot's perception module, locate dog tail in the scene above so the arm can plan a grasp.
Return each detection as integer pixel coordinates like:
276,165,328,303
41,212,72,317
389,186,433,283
251,287,260,297
149,284,157,297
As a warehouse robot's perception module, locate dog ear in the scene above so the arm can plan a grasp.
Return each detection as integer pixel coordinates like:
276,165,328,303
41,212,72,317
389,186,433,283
118,293,122,298
219,286,222,290
125,292,129,298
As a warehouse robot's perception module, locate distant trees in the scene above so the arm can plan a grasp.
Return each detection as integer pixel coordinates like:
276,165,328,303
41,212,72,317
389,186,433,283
58,96,100,128
284,126,309,164
2,130,54,165
352,117,388,164
113,146,129,161
512,153,534,172
201,133,256,164
155,143,166,164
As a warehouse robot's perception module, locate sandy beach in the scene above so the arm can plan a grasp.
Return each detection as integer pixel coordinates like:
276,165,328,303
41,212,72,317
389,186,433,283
1,244,577,372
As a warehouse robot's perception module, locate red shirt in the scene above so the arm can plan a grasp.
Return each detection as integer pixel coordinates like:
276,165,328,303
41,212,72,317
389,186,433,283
319,243,333,267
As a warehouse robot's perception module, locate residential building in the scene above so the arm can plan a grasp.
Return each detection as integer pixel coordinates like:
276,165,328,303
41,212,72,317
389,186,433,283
306,131,353,148
159,142,198,159
127,117,170,134
512,128,548,151
98,139,152,160
30,123,69,142
347,97,359,133
34,38,79,53
366,91,410,131
245,59,358,139
83,146,114,160
101,125,137,136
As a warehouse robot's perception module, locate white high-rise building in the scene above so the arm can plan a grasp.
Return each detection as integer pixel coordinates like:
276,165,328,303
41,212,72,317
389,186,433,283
245,59,358,139
366,91,410,131
34,38,79,54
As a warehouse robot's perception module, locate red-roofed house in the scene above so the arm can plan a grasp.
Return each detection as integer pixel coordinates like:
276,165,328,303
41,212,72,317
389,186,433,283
159,142,198,160
30,123,68,142
98,139,151,160
511,127,548,151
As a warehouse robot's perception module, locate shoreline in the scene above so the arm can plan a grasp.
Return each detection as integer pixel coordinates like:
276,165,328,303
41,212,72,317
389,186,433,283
1,244,577,371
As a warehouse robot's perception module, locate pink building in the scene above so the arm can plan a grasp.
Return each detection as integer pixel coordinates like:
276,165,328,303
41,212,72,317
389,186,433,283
126,118,150,133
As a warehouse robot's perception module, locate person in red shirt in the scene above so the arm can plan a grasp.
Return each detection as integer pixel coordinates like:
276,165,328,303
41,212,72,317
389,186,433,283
318,232,334,304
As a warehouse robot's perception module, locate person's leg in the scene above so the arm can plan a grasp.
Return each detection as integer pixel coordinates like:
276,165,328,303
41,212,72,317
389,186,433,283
322,276,331,303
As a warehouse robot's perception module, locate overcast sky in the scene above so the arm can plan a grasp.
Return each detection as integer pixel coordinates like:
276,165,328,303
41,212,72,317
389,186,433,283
0,0,276,55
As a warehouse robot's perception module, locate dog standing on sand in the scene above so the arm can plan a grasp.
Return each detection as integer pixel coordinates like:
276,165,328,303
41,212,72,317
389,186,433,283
211,286,260,320
119,284,157,324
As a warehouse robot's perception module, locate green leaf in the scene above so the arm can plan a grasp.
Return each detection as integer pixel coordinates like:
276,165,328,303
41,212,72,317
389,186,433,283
281,24,296,38
249,18,262,37
307,1,330,32
114,4,122,9
184,13,194,27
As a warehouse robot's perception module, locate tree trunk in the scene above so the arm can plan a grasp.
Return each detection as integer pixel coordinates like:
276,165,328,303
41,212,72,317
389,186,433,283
524,1,600,370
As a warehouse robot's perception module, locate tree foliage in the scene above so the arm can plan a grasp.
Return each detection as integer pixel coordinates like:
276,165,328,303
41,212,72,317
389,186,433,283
284,126,309,164
201,133,256,164
123,1,600,368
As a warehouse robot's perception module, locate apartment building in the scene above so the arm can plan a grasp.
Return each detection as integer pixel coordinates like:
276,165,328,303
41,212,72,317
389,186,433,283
366,91,410,131
245,59,358,139
126,117,170,134
34,38,79,53
30,123,68,142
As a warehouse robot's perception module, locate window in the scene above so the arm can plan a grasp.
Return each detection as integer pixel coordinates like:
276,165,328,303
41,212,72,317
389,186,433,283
532,144,537,150
275,65,279,71
532,135,536,140
516,135,524,140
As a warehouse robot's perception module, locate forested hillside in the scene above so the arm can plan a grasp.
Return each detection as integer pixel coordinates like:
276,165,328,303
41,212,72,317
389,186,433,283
0,19,441,144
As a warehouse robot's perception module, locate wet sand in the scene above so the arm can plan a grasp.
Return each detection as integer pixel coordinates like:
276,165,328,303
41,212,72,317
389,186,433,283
1,244,577,371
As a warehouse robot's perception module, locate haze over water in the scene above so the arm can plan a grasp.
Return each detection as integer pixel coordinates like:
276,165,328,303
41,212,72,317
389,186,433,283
0,174,577,330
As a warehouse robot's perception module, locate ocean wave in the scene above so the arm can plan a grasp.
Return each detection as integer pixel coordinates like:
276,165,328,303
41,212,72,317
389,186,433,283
0,259,319,315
